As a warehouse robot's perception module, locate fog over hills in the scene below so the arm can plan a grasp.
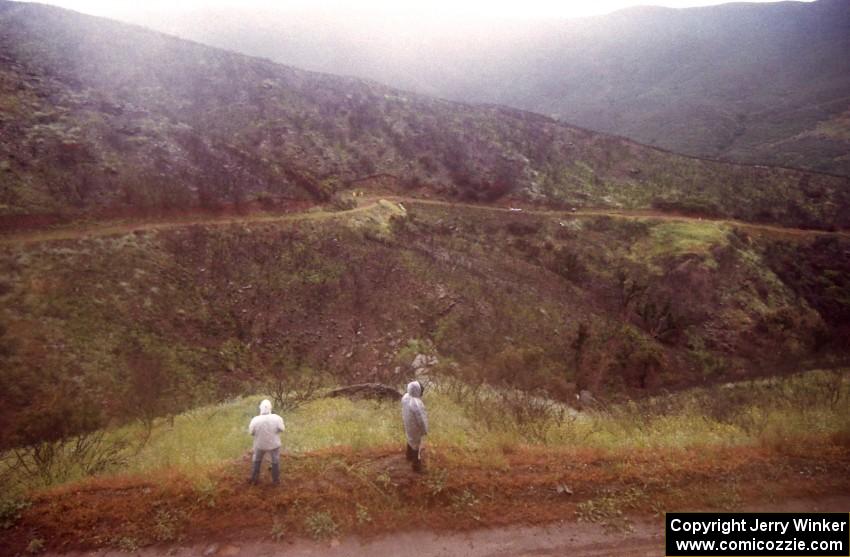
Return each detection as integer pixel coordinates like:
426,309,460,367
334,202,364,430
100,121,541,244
1,0,848,229
125,0,850,176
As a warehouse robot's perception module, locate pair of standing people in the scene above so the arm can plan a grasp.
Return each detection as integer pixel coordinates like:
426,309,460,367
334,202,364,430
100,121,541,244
247,380,429,484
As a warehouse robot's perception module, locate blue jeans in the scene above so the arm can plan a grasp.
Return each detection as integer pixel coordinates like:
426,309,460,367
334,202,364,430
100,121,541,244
253,447,280,464
250,447,280,484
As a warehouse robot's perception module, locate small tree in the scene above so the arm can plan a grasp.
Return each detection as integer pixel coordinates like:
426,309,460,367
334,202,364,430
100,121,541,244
614,267,648,317
571,322,590,375
635,297,681,344
264,348,324,411
122,339,183,435
5,377,134,487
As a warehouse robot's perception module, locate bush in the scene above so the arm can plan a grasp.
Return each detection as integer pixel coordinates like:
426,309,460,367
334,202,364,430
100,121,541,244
329,192,357,211
26,537,44,554
550,247,587,284
651,199,721,219
505,221,540,236
305,511,338,540
153,508,181,542
256,192,276,210
3,378,139,488
264,350,326,412
0,495,30,529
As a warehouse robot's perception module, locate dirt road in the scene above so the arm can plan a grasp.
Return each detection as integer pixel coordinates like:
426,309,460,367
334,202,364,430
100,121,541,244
45,495,850,557
43,519,663,557
2,195,846,246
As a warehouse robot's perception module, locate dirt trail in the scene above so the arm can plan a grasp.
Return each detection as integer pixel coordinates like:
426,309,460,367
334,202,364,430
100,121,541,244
0,203,381,246
391,196,849,238
1,196,846,246
45,495,850,557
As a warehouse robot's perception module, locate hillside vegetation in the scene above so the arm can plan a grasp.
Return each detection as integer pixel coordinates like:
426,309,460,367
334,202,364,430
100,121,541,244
1,1,849,230
1,370,848,553
150,0,850,175
2,200,849,454
1,4,849,550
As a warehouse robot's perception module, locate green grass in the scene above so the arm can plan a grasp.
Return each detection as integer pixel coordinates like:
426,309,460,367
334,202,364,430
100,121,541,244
118,396,401,475
808,110,850,142
638,220,729,264
2,368,847,492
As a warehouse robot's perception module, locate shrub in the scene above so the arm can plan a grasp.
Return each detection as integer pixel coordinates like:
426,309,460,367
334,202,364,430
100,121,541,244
425,468,449,498
576,487,643,533
265,351,326,412
114,536,139,552
329,192,357,212
505,221,540,236
193,477,218,509
305,511,338,540
635,297,682,344
450,489,480,518
26,537,44,554
550,247,587,284
0,495,30,529
153,508,181,542
651,199,721,219
355,503,372,525
270,519,286,541
6,394,135,488
256,192,276,210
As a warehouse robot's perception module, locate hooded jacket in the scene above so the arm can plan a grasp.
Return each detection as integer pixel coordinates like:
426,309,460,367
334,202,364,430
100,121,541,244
248,399,285,451
401,381,428,450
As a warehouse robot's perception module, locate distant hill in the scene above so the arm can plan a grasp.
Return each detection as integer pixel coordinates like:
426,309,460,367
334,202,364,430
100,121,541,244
141,0,850,176
0,0,848,229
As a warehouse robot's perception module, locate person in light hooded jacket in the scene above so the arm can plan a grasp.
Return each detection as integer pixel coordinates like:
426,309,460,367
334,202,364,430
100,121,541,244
401,380,428,472
248,399,285,485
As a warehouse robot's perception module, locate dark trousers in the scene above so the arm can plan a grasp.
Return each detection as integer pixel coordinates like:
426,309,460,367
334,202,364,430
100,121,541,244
405,443,422,472
250,447,280,485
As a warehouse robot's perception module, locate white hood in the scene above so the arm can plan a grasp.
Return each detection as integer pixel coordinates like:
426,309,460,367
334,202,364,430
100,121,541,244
406,381,422,398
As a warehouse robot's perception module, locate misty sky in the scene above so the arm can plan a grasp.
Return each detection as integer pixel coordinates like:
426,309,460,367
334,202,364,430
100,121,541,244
17,0,814,20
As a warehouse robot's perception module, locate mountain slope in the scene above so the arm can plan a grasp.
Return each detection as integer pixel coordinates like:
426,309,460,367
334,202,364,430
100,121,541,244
2,198,849,451
2,2,850,475
0,1,849,229
143,0,850,176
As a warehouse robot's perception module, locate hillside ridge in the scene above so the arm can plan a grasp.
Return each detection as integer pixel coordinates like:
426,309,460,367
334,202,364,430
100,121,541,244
1,0,849,231
128,0,850,175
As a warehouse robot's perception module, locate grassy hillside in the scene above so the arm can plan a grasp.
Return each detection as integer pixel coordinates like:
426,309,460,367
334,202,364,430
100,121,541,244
1,1,849,229
1,370,848,552
5,370,848,488
2,201,849,453
153,0,850,176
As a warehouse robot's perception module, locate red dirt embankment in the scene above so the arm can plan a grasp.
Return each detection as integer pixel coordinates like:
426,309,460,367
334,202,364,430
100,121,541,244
47,495,850,557
6,437,850,555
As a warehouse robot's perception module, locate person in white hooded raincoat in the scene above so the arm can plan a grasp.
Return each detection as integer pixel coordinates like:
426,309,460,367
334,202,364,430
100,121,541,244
248,399,285,485
401,380,428,472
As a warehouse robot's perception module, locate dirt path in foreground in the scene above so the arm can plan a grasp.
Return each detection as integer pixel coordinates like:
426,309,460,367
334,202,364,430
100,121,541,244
12,440,847,555
46,495,850,557
1,195,847,246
